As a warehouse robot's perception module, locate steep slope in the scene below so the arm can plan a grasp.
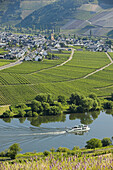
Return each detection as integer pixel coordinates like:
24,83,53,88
0,0,56,25
17,0,91,29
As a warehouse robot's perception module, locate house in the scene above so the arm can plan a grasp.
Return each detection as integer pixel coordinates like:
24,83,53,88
35,55,43,61
24,56,32,61
107,49,113,52
43,51,47,56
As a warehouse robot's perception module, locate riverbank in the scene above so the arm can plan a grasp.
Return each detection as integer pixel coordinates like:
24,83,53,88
1,145,113,170
0,92,113,119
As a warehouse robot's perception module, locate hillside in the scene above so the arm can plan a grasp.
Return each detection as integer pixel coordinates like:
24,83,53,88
0,50,112,105
17,0,92,29
0,0,56,25
1,0,113,36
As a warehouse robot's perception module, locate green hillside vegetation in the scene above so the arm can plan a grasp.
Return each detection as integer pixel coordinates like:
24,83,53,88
0,0,56,25
17,0,93,29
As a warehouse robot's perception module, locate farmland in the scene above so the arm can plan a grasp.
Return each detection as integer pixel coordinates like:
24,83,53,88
0,51,112,105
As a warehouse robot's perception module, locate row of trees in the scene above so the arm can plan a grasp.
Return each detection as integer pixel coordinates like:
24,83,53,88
85,137,112,149
2,92,113,118
69,92,101,113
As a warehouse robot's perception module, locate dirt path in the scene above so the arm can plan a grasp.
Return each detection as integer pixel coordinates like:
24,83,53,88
55,49,74,67
82,52,113,79
30,49,74,74
0,56,25,71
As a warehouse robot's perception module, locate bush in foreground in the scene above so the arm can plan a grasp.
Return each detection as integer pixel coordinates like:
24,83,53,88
8,143,22,159
85,138,102,149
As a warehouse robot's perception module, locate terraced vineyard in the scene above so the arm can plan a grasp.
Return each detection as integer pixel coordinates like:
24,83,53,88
0,51,112,105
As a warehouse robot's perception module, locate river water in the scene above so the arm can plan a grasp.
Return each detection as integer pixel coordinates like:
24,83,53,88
0,110,113,153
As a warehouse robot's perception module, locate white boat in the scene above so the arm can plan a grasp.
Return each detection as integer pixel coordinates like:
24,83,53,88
66,124,90,133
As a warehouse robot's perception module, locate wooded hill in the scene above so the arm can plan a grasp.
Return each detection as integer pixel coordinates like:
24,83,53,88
1,0,113,36
17,0,92,29
0,0,56,25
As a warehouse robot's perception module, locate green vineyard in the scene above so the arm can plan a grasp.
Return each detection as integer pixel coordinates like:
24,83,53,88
0,51,112,105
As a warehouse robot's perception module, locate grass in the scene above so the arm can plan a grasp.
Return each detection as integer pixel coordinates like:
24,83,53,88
1,147,113,170
0,51,112,105
1,54,70,74
0,105,10,115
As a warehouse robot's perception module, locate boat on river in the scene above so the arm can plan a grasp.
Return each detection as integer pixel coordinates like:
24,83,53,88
66,124,90,133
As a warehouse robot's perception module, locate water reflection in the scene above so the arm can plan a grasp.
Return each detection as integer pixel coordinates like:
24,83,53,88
27,114,66,127
2,110,113,127
1,110,113,153
69,111,100,125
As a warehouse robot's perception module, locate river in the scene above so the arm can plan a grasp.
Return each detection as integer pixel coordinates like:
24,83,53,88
0,110,113,153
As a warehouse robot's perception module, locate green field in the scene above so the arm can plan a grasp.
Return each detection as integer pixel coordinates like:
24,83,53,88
0,59,15,67
0,51,112,105
0,48,8,55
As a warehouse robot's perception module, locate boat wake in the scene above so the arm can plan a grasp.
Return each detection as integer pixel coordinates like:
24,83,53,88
1,130,67,137
17,131,66,136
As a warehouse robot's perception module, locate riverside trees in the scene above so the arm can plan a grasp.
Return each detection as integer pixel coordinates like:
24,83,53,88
2,92,113,118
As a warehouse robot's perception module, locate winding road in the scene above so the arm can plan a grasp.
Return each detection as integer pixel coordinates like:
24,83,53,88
0,56,24,71
0,50,112,81
30,49,74,74
82,52,113,79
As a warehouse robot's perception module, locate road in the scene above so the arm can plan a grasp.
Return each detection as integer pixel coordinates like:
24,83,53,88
0,49,74,72
82,52,113,79
0,56,25,71
30,49,74,74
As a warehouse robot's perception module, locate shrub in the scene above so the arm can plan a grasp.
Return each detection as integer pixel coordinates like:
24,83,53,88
103,101,113,109
89,93,97,100
56,147,70,152
35,94,47,103
101,137,112,147
17,109,26,117
47,106,61,115
3,110,13,118
31,100,43,113
8,143,22,159
43,150,50,156
69,92,85,105
16,103,27,109
72,146,80,151
69,104,77,113
32,112,38,117
58,95,66,104
26,111,32,117
85,138,102,149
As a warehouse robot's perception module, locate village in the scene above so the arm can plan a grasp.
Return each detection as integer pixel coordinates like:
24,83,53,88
0,32,113,62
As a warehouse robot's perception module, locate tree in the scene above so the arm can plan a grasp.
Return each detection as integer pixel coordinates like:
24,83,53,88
47,94,54,105
69,92,85,105
69,104,77,113
8,143,22,159
17,109,26,117
89,93,97,100
103,101,113,109
101,138,112,147
35,94,47,103
85,138,102,149
31,100,43,113
48,106,61,115
58,95,66,104
111,93,113,101
82,97,94,111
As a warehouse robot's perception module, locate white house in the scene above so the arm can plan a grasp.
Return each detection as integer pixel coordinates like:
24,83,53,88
107,49,113,52
35,55,43,61
25,56,32,61
43,51,47,56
